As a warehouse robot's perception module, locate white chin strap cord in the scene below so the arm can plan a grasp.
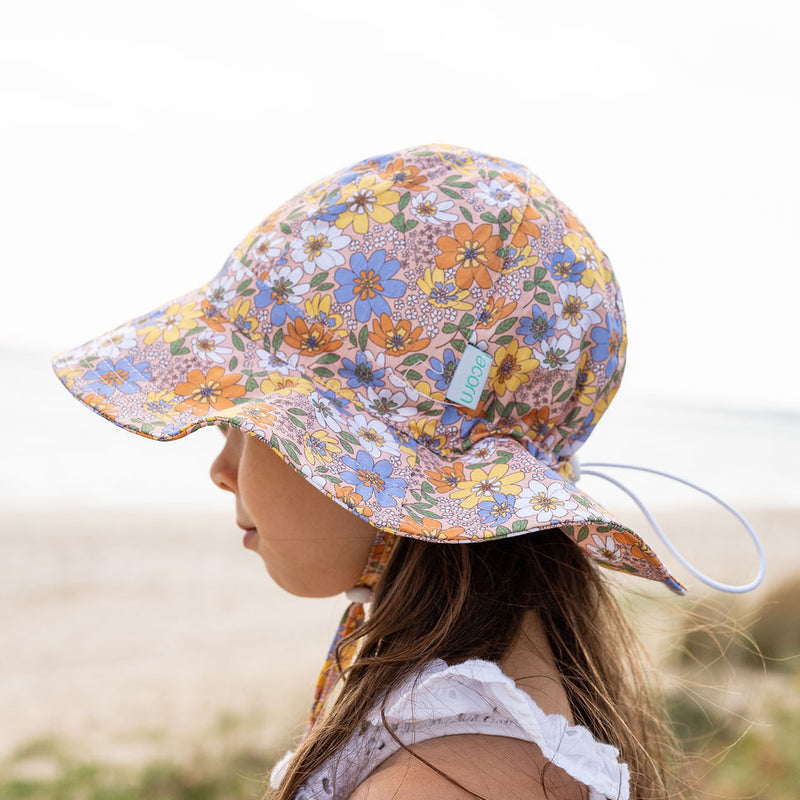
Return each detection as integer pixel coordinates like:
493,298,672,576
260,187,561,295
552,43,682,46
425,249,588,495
573,460,767,594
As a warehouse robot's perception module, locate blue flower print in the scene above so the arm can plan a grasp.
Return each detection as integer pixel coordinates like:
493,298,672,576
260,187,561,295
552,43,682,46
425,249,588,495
339,351,385,389
339,451,407,508
590,315,623,378
546,249,585,282
477,492,516,525
440,405,461,426
311,199,346,224
426,348,458,391
336,154,394,185
317,387,353,415
516,307,556,345
334,250,406,322
84,357,152,397
253,265,308,326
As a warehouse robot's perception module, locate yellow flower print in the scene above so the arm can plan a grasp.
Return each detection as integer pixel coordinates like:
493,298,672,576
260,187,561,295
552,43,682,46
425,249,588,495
590,381,618,421
575,353,597,406
409,417,449,454
141,302,203,346
228,299,259,339
56,365,83,389
489,340,539,397
438,147,475,175
451,463,525,509
407,378,445,402
416,267,473,311
390,429,420,468
335,175,400,234
318,377,356,403
214,403,278,430
142,388,179,422
502,242,538,273
563,232,611,290
304,294,345,335
259,373,314,396
303,430,342,465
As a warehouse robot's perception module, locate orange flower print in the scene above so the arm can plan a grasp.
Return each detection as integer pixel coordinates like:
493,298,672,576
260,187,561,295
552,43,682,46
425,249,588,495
82,392,118,417
379,158,429,192
174,366,246,415
498,170,546,197
284,317,343,355
368,314,431,355
333,484,373,518
424,462,467,493
521,406,556,439
435,223,503,289
199,299,227,332
563,212,588,236
510,204,543,247
399,514,465,540
475,296,517,329
489,340,539,397
613,532,663,567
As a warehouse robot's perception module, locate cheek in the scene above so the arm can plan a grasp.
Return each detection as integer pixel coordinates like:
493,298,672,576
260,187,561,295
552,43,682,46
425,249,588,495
236,449,378,596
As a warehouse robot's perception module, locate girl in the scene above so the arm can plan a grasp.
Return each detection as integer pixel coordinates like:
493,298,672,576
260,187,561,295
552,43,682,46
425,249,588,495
53,143,742,799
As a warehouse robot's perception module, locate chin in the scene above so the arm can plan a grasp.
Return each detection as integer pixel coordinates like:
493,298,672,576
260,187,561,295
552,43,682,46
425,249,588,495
266,566,348,599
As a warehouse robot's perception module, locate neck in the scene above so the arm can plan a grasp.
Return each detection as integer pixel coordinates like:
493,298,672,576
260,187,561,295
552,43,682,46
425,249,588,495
498,609,574,722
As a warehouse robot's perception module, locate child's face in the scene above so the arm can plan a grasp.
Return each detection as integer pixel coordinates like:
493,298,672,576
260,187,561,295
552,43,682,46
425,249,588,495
210,425,378,597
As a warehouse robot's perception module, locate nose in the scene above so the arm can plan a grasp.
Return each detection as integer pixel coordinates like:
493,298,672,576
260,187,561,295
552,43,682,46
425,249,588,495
209,434,238,494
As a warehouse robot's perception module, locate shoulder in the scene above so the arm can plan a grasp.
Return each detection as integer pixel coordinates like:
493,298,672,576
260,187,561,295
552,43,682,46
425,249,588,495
349,733,587,800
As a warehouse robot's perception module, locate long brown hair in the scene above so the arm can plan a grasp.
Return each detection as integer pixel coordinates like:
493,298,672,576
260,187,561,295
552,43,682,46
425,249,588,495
273,529,682,799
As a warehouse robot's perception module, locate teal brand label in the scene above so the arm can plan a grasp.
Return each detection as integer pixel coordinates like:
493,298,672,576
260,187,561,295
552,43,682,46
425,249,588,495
445,344,492,410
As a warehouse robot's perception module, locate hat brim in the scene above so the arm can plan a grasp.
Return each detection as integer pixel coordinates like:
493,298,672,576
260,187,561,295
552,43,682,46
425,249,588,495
52,283,679,589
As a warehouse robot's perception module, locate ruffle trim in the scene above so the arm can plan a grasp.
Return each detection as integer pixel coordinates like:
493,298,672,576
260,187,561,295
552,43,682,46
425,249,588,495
271,658,629,800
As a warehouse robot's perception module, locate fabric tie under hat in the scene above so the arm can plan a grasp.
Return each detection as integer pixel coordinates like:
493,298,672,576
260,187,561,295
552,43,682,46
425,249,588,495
307,531,396,733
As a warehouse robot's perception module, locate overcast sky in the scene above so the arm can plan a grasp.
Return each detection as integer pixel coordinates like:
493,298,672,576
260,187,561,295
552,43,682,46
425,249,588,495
2,0,798,411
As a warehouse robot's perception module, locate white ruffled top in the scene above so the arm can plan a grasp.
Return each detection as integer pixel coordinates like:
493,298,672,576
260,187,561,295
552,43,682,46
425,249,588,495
271,658,630,800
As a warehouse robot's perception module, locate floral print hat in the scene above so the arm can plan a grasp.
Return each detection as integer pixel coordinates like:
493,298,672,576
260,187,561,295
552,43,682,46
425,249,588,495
52,143,682,591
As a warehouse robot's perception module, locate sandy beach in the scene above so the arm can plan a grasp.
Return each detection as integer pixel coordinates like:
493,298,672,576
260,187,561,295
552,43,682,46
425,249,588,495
2,505,798,770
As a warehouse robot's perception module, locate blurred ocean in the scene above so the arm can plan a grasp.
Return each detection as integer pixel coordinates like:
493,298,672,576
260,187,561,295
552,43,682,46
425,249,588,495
2,347,797,513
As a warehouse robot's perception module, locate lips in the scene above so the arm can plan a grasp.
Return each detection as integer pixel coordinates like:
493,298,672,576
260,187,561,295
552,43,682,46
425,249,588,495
237,523,259,550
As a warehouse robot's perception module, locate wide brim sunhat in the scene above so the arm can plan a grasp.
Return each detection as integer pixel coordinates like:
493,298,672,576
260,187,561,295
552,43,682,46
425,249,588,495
52,142,682,592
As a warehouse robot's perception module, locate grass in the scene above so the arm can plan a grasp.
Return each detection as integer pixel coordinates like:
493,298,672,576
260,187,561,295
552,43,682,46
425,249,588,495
0,745,276,800
3,578,799,800
661,576,800,799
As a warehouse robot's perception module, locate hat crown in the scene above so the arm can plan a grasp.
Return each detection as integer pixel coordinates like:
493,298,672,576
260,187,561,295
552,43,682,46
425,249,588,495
206,143,626,465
